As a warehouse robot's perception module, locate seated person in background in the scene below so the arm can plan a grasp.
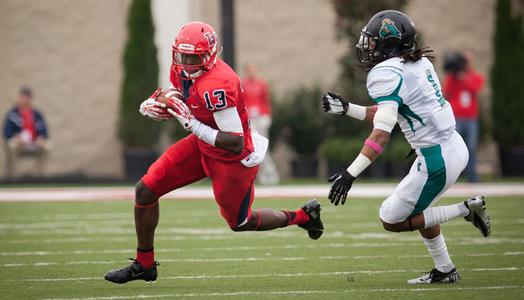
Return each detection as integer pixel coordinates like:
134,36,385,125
3,86,49,178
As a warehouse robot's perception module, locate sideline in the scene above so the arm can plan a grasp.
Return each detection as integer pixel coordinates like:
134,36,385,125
1,183,524,202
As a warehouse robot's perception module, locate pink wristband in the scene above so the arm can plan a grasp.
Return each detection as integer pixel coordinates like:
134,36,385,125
365,138,383,154
371,105,378,113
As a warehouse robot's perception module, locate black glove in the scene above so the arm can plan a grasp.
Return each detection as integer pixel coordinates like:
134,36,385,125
328,170,355,205
321,92,349,115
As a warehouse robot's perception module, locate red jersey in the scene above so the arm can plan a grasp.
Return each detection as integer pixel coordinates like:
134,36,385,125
242,78,271,117
170,59,254,162
443,70,485,119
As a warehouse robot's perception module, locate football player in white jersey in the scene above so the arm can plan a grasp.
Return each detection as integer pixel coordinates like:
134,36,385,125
321,10,491,284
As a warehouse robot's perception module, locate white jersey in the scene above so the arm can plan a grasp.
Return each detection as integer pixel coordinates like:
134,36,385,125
367,57,456,148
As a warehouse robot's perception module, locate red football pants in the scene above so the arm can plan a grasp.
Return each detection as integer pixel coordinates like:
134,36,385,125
142,134,258,228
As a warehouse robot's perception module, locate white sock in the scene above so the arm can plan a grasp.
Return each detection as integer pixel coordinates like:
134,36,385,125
423,233,455,273
423,202,469,228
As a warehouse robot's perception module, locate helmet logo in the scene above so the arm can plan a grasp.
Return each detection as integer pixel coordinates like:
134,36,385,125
204,31,217,48
379,18,401,40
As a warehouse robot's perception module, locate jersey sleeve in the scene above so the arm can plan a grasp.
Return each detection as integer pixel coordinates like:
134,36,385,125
169,65,182,90
196,78,238,111
367,68,403,105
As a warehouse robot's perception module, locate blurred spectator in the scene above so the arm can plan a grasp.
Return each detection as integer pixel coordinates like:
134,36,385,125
243,63,280,185
3,86,49,179
443,51,485,182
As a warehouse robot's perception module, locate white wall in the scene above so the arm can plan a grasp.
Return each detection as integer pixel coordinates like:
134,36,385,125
152,0,191,88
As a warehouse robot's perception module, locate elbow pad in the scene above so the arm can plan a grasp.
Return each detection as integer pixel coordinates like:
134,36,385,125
373,103,398,133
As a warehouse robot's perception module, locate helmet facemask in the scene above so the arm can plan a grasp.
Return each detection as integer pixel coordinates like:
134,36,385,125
171,26,220,80
356,32,380,64
172,51,207,79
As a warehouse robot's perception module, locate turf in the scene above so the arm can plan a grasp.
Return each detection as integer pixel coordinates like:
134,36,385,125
0,196,523,300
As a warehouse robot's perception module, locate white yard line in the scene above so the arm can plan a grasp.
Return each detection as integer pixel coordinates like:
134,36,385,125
1,238,523,257
5,268,522,283
1,183,524,202
37,286,524,300
2,252,523,268
4,231,523,245
4,225,524,246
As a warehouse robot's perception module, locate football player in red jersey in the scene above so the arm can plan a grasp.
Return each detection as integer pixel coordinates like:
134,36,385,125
104,21,323,284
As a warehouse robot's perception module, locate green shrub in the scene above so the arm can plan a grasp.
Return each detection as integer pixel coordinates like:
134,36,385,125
383,134,411,163
319,137,364,163
491,0,524,146
270,85,327,155
118,0,161,148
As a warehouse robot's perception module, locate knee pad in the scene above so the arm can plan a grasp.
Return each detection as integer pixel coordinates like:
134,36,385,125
379,194,413,225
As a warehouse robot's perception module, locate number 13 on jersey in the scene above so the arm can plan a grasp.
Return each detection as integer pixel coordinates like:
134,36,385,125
203,89,227,110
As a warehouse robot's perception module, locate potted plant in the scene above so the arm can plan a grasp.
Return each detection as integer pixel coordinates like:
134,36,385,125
118,0,161,181
491,0,524,176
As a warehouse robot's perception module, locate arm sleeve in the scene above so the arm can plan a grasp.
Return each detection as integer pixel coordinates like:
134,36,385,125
367,68,403,105
213,107,243,134
373,101,399,133
169,65,182,90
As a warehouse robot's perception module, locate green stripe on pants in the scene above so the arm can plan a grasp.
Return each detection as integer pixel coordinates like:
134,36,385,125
410,145,446,216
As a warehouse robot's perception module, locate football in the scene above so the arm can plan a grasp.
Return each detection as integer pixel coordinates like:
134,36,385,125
156,87,184,107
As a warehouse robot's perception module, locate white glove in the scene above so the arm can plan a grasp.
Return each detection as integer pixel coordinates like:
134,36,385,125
139,98,172,121
167,98,195,130
139,88,173,121
321,92,349,115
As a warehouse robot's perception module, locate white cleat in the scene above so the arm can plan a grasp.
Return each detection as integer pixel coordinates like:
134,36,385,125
464,195,491,237
407,268,460,284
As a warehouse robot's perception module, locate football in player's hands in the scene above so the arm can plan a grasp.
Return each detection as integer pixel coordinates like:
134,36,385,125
155,87,195,130
155,87,184,109
139,88,174,121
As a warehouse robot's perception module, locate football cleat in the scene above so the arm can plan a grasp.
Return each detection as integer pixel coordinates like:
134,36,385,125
464,195,491,237
298,199,324,240
104,258,159,284
407,268,460,284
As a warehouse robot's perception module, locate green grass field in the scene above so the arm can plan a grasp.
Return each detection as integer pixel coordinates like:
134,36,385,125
0,196,523,300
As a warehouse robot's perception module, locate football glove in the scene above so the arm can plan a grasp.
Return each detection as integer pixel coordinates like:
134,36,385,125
328,170,355,205
167,98,195,130
139,88,172,121
321,92,349,115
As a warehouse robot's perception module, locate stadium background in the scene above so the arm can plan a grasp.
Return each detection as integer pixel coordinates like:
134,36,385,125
0,0,499,181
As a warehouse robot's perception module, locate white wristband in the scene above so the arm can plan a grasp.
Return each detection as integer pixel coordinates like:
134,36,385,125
347,153,372,177
190,119,218,146
346,102,367,121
